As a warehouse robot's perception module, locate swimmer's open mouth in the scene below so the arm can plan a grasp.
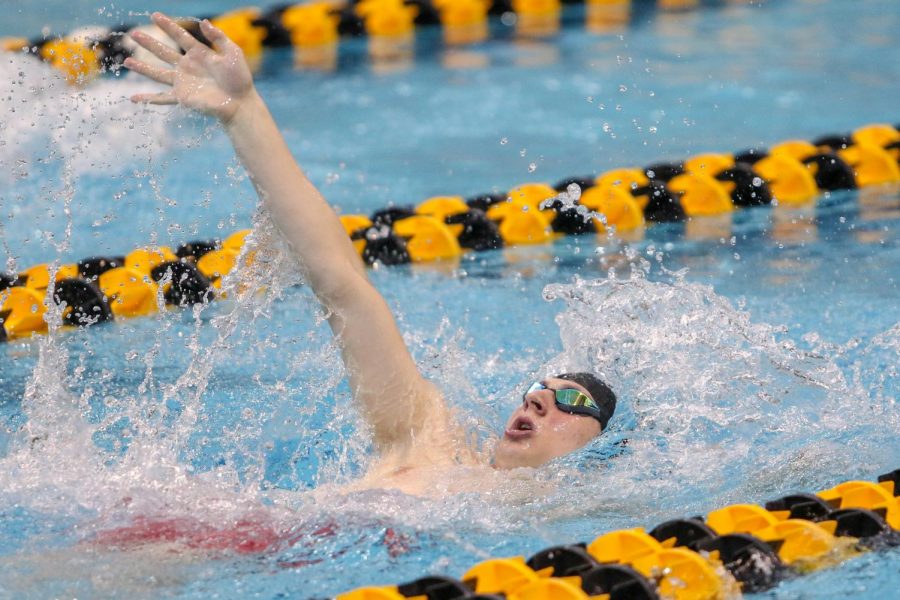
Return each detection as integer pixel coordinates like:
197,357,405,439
505,416,535,439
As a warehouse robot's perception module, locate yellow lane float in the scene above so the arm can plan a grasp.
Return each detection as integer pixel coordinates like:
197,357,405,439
852,123,900,155
0,287,48,339
393,215,462,261
753,154,819,205
223,229,251,251
434,0,491,28
838,144,900,187
631,547,727,600
196,248,240,287
356,0,420,38
462,557,546,594
587,527,667,563
579,184,644,232
39,38,100,83
668,172,734,217
98,267,159,318
210,9,267,56
124,247,178,275
770,140,819,161
340,215,375,255
282,3,341,48
706,504,783,535
19,263,79,290
416,195,470,236
595,168,652,209
683,153,734,175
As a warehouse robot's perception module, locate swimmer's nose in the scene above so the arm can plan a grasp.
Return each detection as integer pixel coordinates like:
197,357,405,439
524,394,547,416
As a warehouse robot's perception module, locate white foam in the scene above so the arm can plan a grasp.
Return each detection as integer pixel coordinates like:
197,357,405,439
538,261,898,514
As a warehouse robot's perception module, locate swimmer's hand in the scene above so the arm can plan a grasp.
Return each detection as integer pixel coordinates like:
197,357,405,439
125,13,255,124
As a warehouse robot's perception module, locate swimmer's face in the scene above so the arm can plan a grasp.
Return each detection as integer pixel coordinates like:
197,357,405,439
493,377,602,469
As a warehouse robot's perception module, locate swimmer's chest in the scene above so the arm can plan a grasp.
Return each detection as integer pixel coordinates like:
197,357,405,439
359,462,496,497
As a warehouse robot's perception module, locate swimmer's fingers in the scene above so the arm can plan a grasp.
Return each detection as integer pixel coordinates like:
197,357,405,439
129,30,181,65
123,57,175,86
130,91,177,105
152,12,207,56
199,19,240,56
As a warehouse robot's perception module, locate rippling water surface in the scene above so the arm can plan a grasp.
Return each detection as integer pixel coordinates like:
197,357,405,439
1,1,898,598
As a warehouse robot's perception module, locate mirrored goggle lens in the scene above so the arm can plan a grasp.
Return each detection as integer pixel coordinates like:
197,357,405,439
554,388,600,411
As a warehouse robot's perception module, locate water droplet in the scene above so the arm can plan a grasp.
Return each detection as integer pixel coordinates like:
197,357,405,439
527,162,537,173
500,137,508,145
500,11,517,26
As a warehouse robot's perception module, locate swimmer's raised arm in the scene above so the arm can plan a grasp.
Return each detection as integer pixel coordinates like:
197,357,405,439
125,13,451,455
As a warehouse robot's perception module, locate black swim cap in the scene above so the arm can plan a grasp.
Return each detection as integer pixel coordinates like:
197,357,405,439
556,372,616,430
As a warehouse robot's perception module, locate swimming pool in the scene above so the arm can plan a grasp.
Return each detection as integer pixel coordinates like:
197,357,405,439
1,0,898,598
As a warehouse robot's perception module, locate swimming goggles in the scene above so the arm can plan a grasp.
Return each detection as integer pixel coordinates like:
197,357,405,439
523,381,603,422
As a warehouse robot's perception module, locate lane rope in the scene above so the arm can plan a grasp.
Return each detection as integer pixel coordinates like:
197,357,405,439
3,0,751,83
1,121,898,342
338,469,900,599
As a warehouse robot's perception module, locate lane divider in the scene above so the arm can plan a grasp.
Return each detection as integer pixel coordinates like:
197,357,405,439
5,0,744,83
337,469,900,599
1,122,898,343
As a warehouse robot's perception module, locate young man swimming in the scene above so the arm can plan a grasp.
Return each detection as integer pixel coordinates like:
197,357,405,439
125,13,616,496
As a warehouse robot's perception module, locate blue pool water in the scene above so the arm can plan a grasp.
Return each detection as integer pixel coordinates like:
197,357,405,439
1,0,898,598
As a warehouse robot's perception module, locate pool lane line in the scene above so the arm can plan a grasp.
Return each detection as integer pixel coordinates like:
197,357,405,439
3,0,761,83
337,469,900,599
1,122,898,343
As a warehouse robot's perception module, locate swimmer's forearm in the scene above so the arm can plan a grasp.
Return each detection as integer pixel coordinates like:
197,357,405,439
224,94,442,447
223,92,368,295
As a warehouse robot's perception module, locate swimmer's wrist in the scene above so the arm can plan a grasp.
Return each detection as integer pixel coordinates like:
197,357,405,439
221,89,266,130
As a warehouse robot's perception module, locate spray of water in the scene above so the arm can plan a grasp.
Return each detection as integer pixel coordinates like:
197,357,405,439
535,259,898,519
0,55,169,182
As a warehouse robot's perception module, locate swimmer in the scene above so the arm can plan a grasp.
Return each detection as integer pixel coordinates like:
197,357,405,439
125,13,616,496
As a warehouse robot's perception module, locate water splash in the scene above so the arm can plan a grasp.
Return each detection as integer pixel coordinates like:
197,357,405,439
0,54,169,181
0,210,317,519
537,264,898,517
